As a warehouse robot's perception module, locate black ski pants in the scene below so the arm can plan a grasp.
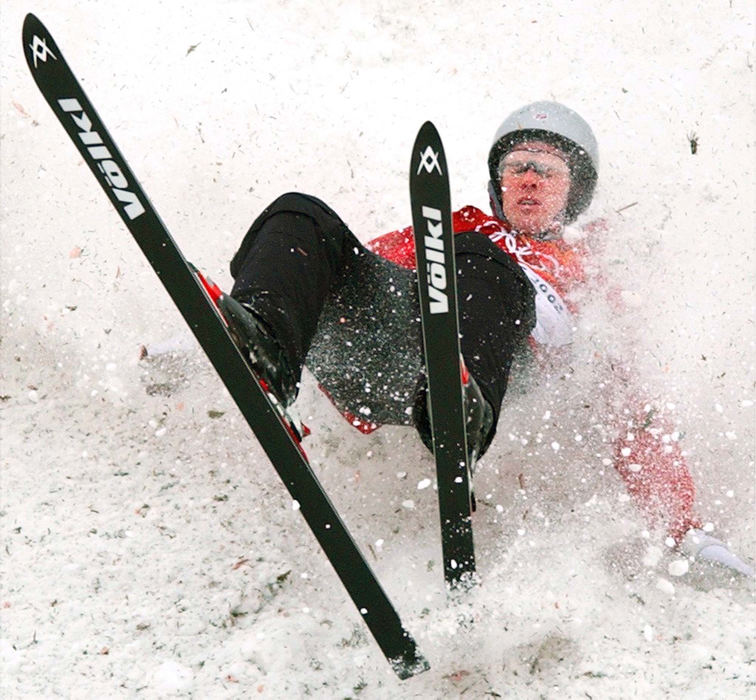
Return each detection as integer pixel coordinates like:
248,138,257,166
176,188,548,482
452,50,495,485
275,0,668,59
230,192,535,432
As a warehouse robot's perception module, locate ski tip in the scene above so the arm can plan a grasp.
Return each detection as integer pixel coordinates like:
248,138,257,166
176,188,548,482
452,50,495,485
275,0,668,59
22,12,43,38
415,120,440,142
412,120,444,156
22,13,55,76
410,120,446,181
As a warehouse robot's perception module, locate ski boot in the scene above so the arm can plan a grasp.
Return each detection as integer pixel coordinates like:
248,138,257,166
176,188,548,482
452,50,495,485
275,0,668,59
413,364,494,511
461,364,494,470
460,366,494,511
214,293,310,442
215,294,297,407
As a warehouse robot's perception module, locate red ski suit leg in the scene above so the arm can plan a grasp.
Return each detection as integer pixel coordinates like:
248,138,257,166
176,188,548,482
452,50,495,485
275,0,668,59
613,409,700,542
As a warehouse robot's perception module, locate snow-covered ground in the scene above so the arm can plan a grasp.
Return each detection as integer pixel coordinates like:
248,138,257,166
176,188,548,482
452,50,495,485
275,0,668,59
1,1,754,697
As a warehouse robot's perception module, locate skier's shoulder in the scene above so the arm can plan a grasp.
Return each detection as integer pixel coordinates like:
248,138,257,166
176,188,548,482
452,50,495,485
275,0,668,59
367,205,500,268
453,205,514,244
367,222,416,268
452,204,498,230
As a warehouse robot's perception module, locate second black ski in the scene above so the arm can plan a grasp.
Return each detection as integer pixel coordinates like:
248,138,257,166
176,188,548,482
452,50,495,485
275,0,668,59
409,122,476,590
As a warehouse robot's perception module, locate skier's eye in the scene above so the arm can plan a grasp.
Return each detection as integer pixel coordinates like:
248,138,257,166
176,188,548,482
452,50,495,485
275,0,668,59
502,162,547,176
500,151,570,180
501,162,532,176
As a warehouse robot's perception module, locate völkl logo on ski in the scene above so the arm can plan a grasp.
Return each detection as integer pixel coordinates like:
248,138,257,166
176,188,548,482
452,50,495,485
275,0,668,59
420,206,449,314
416,144,442,175
28,34,57,68
57,98,145,220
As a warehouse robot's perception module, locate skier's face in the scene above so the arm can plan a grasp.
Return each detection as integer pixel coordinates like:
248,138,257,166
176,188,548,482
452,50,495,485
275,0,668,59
498,142,571,237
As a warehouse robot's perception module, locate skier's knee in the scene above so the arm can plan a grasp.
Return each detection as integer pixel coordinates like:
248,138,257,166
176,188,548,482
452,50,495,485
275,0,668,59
267,192,345,226
231,192,349,279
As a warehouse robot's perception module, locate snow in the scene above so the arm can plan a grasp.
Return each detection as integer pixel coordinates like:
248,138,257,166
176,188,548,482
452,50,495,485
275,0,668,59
1,0,755,698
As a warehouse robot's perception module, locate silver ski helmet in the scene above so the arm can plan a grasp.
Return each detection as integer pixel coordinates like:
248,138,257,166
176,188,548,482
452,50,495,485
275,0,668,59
488,101,598,224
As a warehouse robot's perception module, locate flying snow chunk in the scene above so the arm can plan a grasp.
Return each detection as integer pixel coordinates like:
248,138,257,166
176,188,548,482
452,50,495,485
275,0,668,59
417,478,431,490
668,559,689,577
153,660,193,693
656,577,675,596
643,545,663,567
402,499,415,509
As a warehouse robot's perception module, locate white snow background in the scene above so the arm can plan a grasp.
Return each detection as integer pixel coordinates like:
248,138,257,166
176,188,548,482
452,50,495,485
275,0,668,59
1,1,754,698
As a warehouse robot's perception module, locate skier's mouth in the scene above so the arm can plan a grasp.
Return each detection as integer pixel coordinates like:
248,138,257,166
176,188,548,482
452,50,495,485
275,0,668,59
517,197,541,207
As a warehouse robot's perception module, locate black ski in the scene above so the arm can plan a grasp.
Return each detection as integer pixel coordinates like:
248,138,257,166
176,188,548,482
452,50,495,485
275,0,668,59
22,13,428,679
409,122,476,590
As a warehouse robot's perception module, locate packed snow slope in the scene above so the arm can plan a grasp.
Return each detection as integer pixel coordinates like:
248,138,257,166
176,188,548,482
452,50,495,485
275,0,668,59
1,1,754,698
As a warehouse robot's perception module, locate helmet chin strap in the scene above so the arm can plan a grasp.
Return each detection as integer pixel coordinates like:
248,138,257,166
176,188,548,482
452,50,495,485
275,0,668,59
531,220,565,241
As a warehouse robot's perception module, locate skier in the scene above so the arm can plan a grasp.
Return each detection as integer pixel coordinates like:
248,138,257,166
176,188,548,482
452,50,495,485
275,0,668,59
219,101,753,577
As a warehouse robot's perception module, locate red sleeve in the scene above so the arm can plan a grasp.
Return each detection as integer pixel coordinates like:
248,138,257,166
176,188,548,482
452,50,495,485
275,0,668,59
366,206,491,270
612,402,700,541
367,225,417,270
